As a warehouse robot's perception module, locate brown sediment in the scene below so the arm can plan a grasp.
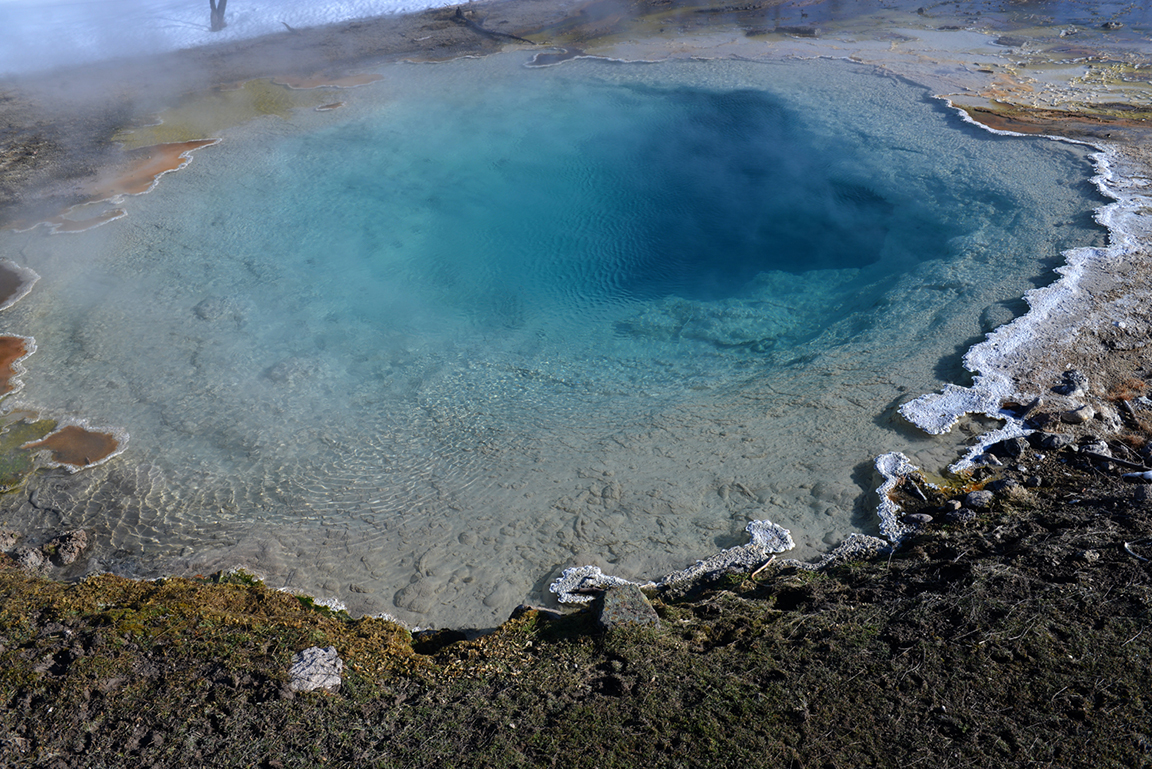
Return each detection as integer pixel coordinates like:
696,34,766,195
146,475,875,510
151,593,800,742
0,260,40,311
960,104,1151,137
272,73,384,89
22,424,122,469
6,140,217,234
93,140,220,198
0,336,34,397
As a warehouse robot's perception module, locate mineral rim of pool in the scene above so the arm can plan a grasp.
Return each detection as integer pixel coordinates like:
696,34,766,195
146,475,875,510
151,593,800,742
0,53,1110,628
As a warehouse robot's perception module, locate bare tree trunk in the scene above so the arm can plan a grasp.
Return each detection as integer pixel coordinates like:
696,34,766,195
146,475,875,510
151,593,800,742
209,0,228,32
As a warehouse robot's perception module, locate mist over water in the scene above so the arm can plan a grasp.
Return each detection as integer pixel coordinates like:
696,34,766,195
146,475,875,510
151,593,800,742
0,55,1107,627
0,0,449,74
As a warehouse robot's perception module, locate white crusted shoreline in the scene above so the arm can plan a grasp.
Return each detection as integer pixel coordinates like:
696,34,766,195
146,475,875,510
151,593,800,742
900,133,1152,471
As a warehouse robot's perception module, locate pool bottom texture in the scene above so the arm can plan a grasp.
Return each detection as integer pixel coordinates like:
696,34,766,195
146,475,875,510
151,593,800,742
0,55,1107,627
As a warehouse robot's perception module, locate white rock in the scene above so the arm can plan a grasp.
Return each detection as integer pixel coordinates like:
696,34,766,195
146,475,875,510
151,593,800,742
1061,405,1095,424
288,646,343,693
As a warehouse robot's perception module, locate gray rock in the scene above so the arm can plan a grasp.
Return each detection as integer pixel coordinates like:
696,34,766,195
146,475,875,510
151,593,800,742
995,437,1031,457
986,478,1020,494
1094,403,1123,433
1134,485,1152,503
1054,369,1088,397
0,529,18,549
11,546,44,570
1031,432,1074,450
46,529,88,566
944,507,977,525
964,490,995,509
598,584,660,631
942,499,963,512
1082,439,1111,457
901,513,933,526
288,646,343,693
1062,405,1095,424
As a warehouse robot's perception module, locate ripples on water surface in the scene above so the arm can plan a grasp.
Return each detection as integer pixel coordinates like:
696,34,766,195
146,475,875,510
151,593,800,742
0,55,1107,626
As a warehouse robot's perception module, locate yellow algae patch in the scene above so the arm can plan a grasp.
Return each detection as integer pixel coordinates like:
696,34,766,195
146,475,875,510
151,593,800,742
114,79,334,149
0,416,57,493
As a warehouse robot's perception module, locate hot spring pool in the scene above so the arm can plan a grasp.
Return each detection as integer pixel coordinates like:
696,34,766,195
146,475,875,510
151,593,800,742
0,54,1107,627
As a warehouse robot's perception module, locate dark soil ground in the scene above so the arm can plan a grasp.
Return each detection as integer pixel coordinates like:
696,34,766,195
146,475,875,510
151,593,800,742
3,426,1152,768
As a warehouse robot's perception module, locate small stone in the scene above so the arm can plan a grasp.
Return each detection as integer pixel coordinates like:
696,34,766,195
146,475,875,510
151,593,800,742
1101,21,1124,30
0,529,18,549
998,437,1031,457
964,490,995,509
1081,439,1110,456
288,646,343,693
944,508,977,525
1054,369,1088,397
986,478,1020,494
1031,432,1074,450
1061,405,1095,424
11,546,44,570
1024,476,1044,488
598,584,660,631
1134,485,1152,503
901,513,933,526
1076,549,1101,564
943,499,963,512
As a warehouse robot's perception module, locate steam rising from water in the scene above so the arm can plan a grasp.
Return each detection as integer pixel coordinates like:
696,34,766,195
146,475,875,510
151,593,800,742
0,0,451,74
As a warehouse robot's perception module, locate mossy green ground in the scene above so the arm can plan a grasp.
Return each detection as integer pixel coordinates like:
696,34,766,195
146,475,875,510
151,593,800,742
3,444,1151,768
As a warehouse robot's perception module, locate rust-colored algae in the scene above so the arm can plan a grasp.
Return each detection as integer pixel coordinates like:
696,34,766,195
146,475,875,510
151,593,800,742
9,140,217,234
23,424,121,468
97,140,220,197
0,336,33,396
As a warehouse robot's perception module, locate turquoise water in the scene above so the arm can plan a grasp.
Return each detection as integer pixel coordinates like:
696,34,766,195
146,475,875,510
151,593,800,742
0,55,1106,627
